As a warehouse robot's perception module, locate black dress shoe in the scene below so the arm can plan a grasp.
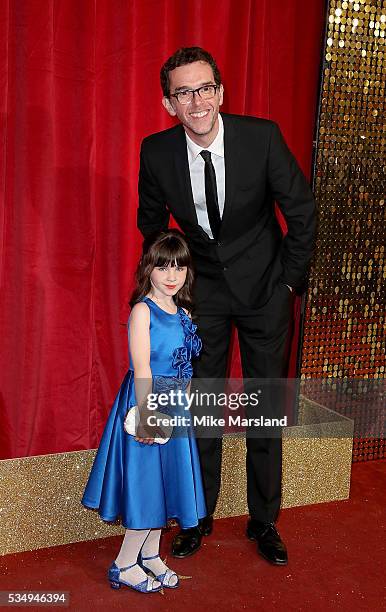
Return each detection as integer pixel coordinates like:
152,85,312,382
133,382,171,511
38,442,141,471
198,515,214,536
246,519,288,565
172,516,213,558
172,527,202,558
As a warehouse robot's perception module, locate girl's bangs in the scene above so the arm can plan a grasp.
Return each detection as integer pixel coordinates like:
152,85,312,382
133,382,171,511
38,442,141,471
153,238,190,267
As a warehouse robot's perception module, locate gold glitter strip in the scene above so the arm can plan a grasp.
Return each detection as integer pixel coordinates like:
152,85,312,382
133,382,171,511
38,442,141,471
0,397,353,555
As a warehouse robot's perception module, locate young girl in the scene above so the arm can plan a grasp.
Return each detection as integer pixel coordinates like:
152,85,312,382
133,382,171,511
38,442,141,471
82,230,206,594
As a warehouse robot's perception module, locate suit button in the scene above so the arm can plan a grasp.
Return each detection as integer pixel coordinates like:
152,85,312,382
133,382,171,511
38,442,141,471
217,241,222,247
223,266,228,271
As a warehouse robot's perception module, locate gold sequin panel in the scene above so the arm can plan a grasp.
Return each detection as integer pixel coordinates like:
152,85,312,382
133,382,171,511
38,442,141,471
300,0,385,462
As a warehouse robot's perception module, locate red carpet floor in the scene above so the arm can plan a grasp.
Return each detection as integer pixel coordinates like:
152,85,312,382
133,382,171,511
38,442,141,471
1,460,385,611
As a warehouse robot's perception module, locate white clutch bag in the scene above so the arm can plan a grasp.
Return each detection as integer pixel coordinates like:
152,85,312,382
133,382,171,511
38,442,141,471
124,406,173,444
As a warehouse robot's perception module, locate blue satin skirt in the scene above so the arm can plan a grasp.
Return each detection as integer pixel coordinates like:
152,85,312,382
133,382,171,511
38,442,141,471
82,371,206,529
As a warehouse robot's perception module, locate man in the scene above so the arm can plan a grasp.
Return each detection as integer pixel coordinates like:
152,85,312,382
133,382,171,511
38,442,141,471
138,47,316,565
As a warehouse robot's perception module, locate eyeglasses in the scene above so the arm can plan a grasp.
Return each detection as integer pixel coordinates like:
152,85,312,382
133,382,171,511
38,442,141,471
170,84,219,105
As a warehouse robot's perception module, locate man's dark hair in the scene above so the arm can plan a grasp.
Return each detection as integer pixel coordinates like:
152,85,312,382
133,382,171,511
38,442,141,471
160,47,222,97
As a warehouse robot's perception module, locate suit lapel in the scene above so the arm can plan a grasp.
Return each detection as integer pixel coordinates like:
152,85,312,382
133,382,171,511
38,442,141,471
173,127,198,226
221,114,239,235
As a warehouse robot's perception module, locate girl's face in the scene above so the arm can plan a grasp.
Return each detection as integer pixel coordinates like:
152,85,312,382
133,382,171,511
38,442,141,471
150,262,187,298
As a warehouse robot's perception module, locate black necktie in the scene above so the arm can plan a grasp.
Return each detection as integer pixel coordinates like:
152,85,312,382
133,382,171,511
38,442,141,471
200,150,221,241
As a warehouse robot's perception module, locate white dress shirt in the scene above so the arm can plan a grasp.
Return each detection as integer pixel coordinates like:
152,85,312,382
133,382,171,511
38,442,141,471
185,114,225,239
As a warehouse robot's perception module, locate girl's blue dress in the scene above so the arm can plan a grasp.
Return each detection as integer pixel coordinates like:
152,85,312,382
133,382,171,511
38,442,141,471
82,297,206,529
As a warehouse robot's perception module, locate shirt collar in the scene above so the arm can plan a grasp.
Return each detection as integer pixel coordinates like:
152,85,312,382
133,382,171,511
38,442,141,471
186,113,224,162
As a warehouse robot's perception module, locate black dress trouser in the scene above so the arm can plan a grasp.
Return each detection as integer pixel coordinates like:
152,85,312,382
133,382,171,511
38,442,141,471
193,276,292,524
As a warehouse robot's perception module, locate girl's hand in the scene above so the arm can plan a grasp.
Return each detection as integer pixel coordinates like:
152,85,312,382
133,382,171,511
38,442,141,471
135,437,155,445
134,417,155,444
134,416,164,445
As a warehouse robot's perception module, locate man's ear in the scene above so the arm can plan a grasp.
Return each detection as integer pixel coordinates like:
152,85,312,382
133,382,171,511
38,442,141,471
218,84,224,107
162,97,177,117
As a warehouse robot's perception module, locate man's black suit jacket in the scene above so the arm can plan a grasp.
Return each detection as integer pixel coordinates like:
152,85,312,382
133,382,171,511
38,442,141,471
138,113,316,307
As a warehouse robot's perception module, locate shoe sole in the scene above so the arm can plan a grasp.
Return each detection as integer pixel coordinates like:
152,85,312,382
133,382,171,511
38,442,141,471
109,580,162,592
171,544,202,559
258,550,288,566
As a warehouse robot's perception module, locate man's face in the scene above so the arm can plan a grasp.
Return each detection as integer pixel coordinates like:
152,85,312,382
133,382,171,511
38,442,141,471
162,61,224,146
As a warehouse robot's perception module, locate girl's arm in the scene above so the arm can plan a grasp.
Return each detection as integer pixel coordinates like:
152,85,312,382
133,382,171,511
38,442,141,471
129,302,157,444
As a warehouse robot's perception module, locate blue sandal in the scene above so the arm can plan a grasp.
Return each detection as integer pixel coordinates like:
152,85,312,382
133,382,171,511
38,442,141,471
108,562,162,593
139,554,179,589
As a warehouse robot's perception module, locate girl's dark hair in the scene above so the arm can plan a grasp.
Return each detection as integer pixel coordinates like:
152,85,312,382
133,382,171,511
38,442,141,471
160,47,221,97
130,229,195,313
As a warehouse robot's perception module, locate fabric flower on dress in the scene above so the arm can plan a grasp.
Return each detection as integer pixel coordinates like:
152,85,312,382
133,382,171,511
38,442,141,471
172,347,193,379
178,310,203,358
171,309,202,379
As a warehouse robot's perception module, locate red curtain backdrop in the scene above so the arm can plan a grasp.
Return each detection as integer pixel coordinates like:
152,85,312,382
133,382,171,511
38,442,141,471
0,0,325,459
